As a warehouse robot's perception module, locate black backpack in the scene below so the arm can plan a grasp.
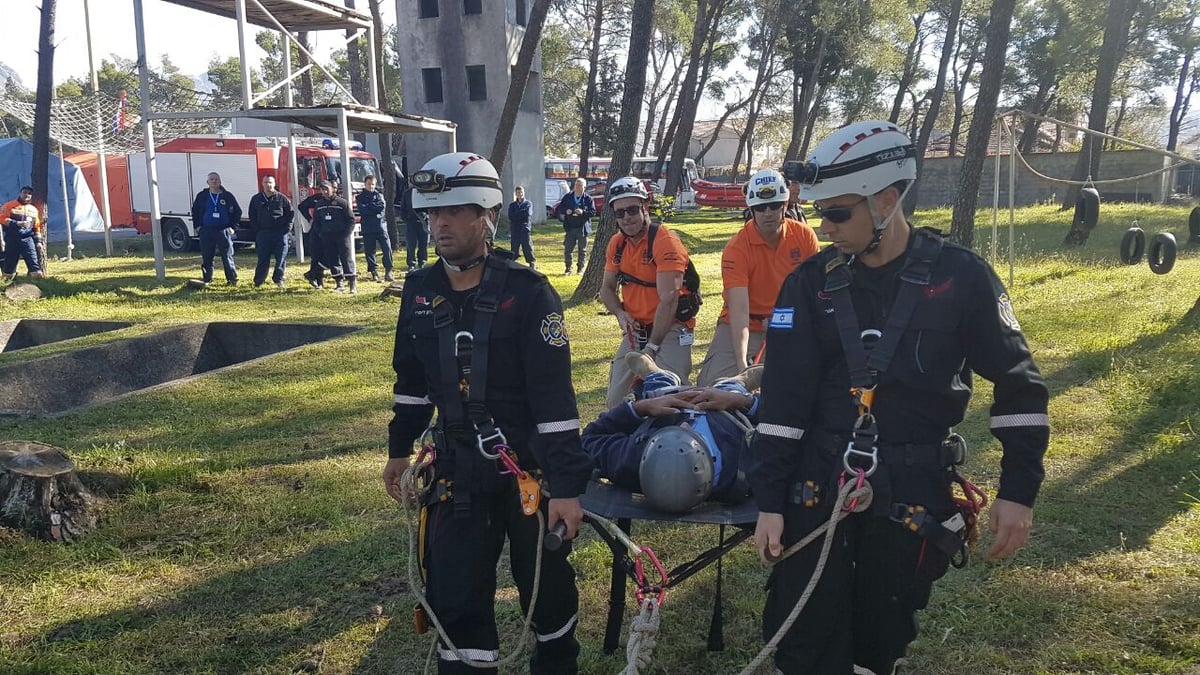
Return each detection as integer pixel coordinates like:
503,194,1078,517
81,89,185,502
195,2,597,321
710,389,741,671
614,223,702,322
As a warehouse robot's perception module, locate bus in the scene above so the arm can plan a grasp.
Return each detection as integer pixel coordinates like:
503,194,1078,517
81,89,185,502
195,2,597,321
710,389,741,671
544,156,700,210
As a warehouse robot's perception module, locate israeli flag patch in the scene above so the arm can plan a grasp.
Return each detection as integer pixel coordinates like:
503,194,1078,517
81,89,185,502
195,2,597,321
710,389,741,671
769,307,795,329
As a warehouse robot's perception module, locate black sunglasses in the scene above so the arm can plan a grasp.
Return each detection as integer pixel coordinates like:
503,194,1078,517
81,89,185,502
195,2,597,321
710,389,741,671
812,196,868,223
751,202,783,213
613,205,642,218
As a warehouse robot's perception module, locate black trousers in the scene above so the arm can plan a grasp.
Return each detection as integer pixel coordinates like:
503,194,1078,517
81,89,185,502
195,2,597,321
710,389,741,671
764,452,955,675
422,485,580,674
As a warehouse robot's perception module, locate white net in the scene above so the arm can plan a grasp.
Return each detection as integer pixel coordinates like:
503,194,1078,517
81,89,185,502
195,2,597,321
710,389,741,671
0,65,241,154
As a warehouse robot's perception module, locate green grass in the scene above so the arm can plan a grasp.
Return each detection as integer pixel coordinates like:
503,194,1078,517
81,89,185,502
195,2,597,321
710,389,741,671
1,202,1198,674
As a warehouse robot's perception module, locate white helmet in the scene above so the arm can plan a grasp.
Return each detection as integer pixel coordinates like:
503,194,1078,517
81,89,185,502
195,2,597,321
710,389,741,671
795,120,917,202
410,152,503,211
607,176,650,207
745,168,788,207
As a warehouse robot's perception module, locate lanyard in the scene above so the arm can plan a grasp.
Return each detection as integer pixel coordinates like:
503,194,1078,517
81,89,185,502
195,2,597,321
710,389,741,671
209,192,221,209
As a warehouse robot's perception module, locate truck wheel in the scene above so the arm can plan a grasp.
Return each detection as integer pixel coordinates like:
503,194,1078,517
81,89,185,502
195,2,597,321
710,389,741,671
163,219,192,252
1118,227,1145,265
1148,232,1177,275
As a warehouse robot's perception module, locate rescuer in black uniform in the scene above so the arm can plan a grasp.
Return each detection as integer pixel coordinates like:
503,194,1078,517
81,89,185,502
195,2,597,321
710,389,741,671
748,120,1050,675
298,181,357,293
382,152,591,674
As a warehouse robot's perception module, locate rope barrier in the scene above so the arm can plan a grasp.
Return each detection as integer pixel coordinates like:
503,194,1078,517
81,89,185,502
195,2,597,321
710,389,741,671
398,457,544,672
998,117,1185,187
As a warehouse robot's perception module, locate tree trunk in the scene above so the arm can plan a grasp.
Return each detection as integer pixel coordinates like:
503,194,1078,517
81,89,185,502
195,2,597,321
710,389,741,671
906,0,961,213
798,79,828,159
298,32,316,105
786,31,827,161
694,92,754,165
572,0,654,303
948,0,1016,248
1167,50,1195,152
1061,0,1136,212
948,22,982,158
368,0,398,239
32,0,56,211
491,0,551,173
890,12,928,123
343,1,368,145
579,0,605,177
0,441,96,542
664,0,713,196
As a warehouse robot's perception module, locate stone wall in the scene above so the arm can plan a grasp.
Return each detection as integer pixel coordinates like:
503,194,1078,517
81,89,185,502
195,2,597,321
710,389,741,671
913,150,1177,208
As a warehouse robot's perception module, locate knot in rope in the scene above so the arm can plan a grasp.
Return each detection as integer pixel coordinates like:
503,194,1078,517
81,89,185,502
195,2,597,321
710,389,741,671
846,482,873,513
620,598,661,675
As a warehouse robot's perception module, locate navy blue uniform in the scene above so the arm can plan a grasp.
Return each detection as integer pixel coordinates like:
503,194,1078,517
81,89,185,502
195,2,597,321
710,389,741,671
298,194,356,284
389,255,592,674
356,188,393,277
191,189,242,284
247,190,293,286
507,198,535,265
748,231,1049,674
554,192,594,274
398,184,429,270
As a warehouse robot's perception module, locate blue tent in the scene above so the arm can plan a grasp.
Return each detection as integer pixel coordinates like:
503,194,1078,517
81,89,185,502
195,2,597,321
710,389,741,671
0,138,105,240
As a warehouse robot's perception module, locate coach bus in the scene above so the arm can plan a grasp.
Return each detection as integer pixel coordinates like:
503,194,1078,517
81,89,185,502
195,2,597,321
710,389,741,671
544,156,700,210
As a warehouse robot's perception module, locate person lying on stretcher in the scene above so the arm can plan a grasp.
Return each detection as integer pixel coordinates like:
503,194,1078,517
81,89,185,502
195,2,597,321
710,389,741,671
581,352,763,513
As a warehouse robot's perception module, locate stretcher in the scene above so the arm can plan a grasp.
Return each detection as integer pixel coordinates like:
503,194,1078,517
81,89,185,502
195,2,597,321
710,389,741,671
578,479,759,654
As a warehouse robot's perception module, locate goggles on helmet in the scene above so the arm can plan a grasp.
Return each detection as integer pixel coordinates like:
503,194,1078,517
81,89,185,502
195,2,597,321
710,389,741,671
749,184,780,201
609,182,647,199
783,144,917,188
411,169,501,194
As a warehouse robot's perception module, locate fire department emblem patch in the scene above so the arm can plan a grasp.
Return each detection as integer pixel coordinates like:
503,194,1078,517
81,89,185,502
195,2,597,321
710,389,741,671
541,312,568,347
997,293,1021,331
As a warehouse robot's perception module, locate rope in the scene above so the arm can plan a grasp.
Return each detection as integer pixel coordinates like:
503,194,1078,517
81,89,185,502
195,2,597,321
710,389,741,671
999,116,1186,187
398,459,544,672
619,598,662,675
737,479,873,675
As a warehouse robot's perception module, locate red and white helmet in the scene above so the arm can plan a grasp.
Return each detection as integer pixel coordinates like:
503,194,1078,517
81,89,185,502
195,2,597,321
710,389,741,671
607,176,650,208
745,168,788,207
410,152,503,211
796,121,917,202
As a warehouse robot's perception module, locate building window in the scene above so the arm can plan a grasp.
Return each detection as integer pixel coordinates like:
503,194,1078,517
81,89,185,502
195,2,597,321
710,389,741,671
515,0,527,25
464,0,482,14
419,0,439,17
423,68,443,103
466,65,487,101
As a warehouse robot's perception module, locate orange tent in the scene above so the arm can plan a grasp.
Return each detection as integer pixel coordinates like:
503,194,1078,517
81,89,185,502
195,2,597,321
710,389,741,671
65,152,134,229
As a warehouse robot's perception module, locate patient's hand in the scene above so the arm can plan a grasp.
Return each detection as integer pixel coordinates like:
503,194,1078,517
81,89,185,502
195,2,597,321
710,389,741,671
632,394,693,417
676,388,753,412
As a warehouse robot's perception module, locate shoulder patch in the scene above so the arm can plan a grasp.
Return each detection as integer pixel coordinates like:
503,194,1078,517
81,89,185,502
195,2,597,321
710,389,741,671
997,293,1021,331
769,307,795,329
540,312,569,347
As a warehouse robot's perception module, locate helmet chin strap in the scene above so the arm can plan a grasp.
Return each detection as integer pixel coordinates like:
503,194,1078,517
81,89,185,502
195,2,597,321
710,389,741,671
856,182,913,258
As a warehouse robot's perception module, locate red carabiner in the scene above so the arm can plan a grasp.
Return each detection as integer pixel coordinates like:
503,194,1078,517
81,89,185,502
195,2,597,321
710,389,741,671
839,469,867,513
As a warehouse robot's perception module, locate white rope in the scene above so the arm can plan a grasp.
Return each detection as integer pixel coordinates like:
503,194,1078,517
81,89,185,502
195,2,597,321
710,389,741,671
398,459,545,672
619,598,662,675
738,479,874,675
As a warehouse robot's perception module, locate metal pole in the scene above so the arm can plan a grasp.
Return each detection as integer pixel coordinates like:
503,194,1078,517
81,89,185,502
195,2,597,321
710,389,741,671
283,29,305,262
1008,116,1016,288
133,0,166,281
991,121,1001,265
366,26,380,108
84,0,113,256
338,108,352,192
57,141,74,260
235,0,254,110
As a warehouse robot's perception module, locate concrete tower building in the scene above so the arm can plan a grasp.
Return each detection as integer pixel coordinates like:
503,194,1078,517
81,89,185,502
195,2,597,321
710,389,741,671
395,0,546,223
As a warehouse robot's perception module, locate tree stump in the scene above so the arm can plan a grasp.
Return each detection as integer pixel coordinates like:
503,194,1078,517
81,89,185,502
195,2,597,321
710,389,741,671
0,441,96,542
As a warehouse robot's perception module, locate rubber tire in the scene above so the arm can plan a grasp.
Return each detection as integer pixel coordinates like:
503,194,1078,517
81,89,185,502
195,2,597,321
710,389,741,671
162,219,192,253
1148,232,1177,275
1075,187,1101,229
1119,227,1145,265
1188,206,1200,245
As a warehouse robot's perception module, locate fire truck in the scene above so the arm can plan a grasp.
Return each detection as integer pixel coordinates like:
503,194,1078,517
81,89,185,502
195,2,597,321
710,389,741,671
72,135,380,251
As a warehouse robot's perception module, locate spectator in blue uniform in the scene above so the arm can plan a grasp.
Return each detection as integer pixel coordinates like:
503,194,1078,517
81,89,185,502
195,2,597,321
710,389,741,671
247,175,294,288
507,185,535,267
398,175,429,271
357,175,394,282
190,172,242,285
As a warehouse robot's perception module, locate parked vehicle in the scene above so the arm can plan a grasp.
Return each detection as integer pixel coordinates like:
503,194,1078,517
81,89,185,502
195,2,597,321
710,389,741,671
74,135,379,252
544,155,699,213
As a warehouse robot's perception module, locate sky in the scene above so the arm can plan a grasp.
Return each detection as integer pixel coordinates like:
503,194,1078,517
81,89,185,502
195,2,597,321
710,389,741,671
8,0,394,89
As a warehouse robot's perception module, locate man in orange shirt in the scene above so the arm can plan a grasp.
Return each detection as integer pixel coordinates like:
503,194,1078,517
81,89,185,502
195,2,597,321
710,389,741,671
1,186,46,280
697,169,818,385
598,176,699,408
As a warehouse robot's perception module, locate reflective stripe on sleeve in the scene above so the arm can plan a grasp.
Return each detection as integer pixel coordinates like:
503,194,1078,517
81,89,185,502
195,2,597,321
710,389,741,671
537,419,580,434
536,614,578,642
394,394,432,406
438,647,499,662
757,423,805,440
990,413,1050,429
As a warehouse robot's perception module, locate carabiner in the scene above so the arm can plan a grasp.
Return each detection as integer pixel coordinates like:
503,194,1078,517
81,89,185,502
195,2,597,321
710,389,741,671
454,330,473,357
842,442,878,478
477,426,507,460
